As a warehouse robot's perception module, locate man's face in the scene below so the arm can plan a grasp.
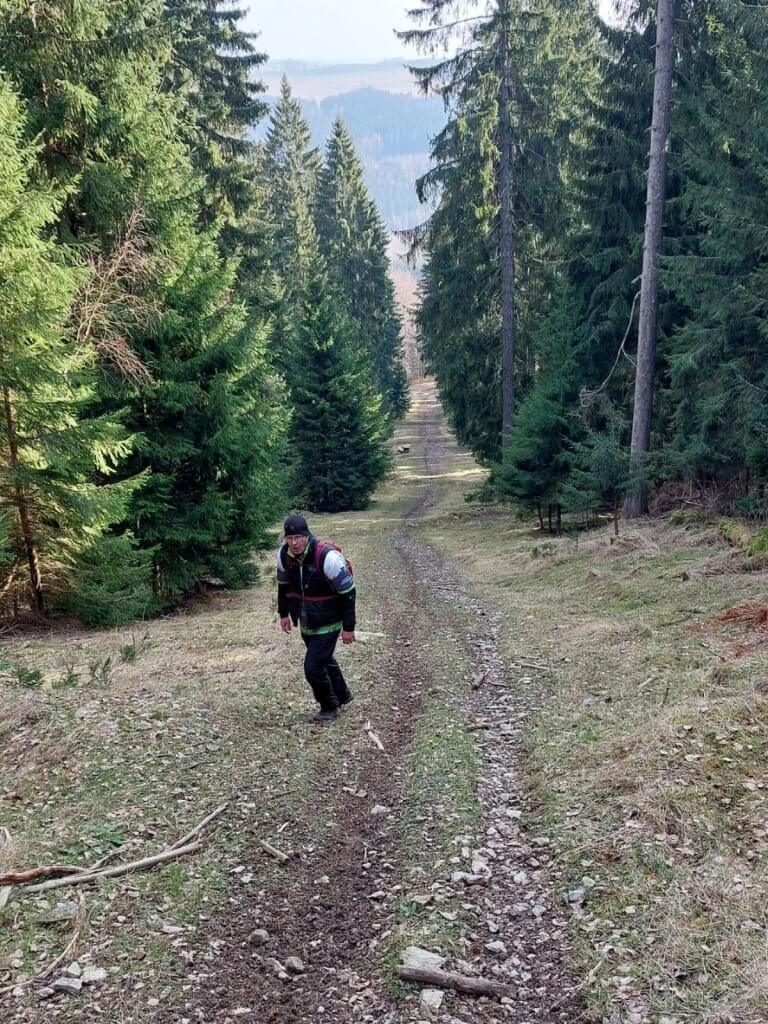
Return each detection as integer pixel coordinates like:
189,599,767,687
286,533,309,556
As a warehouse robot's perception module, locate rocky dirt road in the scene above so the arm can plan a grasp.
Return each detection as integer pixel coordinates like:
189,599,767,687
176,382,586,1024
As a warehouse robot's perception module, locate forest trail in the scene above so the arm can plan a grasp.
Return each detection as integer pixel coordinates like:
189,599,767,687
0,380,584,1024
6,381,768,1024
177,380,584,1023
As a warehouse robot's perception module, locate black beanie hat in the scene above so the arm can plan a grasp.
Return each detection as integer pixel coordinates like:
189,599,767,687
284,513,310,536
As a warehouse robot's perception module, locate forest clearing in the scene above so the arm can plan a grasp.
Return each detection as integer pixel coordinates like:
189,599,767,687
2,381,767,1023
3,0,768,1021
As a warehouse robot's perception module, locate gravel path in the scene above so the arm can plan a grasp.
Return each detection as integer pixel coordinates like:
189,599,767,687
173,383,589,1024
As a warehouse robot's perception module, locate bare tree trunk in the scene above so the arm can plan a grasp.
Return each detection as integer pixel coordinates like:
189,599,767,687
625,0,675,518
498,2,516,450
3,388,44,613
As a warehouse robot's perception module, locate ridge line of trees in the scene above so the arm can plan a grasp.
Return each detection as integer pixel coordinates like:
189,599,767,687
405,0,768,531
0,2,406,625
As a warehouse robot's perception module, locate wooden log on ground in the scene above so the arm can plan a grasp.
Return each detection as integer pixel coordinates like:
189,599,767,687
24,841,203,894
394,964,514,999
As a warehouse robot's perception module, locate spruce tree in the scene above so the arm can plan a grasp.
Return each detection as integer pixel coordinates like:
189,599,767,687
0,78,146,618
1,0,287,606
288,255,389,513
116,230,287,599
163,0,272,285
661,1,768,498
563,407,631,536
498,19,656,512
263,78,321,292
402,0,595,461
315,119,408,420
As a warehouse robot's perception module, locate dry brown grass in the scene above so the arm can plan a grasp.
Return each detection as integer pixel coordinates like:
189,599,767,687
422,512,768,1024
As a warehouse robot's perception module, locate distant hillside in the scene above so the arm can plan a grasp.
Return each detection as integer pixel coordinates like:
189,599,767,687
253,86,444,231
261,58,433,100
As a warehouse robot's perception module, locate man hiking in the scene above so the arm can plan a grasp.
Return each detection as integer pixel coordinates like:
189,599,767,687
276,514,356,723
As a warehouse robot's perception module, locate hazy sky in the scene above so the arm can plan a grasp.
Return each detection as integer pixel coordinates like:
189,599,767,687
247,1,621,63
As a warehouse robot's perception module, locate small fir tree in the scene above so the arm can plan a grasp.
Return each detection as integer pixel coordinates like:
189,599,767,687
563,408,631,536
288,256,389,513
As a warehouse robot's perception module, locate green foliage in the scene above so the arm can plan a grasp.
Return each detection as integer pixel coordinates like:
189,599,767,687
0,75,140,617
120,632,152,663
0,0,286,622
13,666,45,689
316,119,408,420
407,0,598,463
54,535,157,628
562,409,631,534
121,231,288,601
288,257,390,512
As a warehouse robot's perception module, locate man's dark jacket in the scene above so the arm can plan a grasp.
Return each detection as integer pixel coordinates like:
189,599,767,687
276,535,356,632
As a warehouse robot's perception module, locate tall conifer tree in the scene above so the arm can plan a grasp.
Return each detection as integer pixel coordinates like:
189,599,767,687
289,254,390,512
0,79,144,617
315,119,408,420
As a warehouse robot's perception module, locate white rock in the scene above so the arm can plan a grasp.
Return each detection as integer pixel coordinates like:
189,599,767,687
485,940,507,955
65,961,82,978
450,871,488,886
420,987,444,1010
52,976,83,994
370,804,390,816
402,946,446,971
285,956,305,974
248,928,270,946
81,966,108,985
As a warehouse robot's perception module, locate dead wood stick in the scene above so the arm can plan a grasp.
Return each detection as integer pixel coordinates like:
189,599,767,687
364,720,385,751
394,964,513,999
0,863,88,886
88,842,134,872
166,803,229,852
471,670,488,690
23,841,203,895
512,659,553,672
697,638,728,662
258,839,289,864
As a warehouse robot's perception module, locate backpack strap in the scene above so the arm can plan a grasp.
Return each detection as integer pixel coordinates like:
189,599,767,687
313,539,330,574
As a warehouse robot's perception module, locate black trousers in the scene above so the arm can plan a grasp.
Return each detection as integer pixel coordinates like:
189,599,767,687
302,630,350,711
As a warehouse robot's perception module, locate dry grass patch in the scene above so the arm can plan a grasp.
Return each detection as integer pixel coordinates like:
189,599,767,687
422,511,768,1023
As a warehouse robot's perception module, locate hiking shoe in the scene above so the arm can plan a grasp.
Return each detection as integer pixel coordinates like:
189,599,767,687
338,692,354,709
311,708,338,725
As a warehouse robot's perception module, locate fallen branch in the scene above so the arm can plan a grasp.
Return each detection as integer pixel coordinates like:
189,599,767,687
24,841,203,895
513,659,553,672
471,670,488,690
394,964,513,999
166,803,228,852
0,863,88,886
364,720,385,752
89,842,134,872
258,839,290,864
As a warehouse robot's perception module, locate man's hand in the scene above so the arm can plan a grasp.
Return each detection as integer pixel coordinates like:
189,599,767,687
341,629,356,645
280,616,292,635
